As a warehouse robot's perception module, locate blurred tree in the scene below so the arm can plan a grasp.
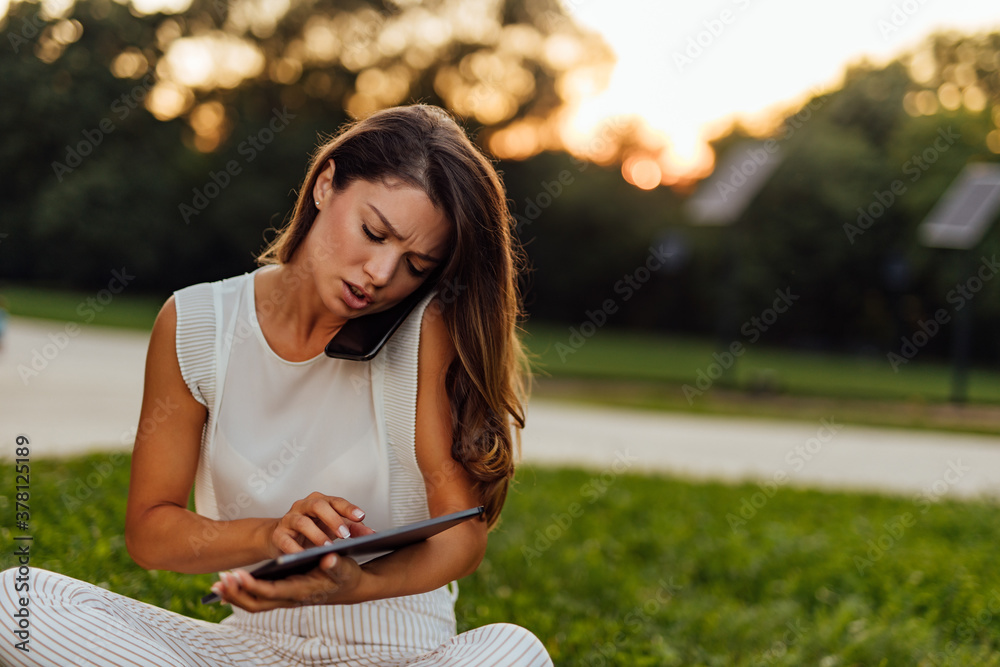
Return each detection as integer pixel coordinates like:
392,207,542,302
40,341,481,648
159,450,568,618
2,0,1000,363
0,0,612,290
502,150,692,331
698,50,999,360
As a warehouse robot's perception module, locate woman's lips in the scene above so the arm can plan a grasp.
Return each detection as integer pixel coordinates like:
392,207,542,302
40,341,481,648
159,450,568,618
342,281,371,309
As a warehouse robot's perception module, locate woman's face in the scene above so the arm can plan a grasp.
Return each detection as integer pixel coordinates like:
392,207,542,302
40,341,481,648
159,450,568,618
302,161,451,321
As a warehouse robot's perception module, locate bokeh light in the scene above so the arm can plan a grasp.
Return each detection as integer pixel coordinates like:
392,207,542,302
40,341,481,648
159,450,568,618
987,130,1000,154
963,85,987,112
111,47,149,79
130,0,190,15
561,0,1000,189
33,17,82,63
166,34,265,89
622,157,662,190
187,101,227,152
146,80,193,120
225,0,291,39
6,0,997,192
937,82,962,111
914,90,939,115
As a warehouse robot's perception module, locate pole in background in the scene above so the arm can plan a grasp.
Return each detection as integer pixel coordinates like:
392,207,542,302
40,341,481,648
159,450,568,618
685,141,784,383
917,162,1000,403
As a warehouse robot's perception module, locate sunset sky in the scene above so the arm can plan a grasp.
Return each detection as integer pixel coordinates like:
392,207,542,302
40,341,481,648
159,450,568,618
5,0,999,188
562,0,1000,183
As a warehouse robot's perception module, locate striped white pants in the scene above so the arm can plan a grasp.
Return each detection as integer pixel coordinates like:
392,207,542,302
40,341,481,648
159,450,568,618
0,569,552,667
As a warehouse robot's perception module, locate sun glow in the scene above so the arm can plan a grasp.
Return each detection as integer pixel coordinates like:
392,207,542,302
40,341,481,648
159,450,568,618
561,0,1000,189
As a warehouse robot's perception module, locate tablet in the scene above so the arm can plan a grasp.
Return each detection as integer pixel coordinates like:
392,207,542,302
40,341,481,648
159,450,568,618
201,506,484,604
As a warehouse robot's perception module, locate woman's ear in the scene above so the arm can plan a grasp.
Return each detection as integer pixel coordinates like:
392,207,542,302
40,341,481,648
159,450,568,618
313,159,336,208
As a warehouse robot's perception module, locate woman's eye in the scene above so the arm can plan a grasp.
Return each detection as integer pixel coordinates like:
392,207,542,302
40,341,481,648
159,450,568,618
407,261,426,277
362,224,385,243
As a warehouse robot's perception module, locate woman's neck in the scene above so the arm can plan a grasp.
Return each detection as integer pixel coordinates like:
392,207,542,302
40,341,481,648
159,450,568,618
253,264,347,362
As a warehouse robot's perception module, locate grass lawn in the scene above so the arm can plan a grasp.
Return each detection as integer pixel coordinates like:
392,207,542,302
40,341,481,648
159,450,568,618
524,323,1000,405
3,453,1000,665
1,285,165,331
524,323,1000,435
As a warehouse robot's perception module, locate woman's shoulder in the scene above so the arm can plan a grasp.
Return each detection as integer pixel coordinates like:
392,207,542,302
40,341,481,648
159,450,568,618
166,272,255,408
418,294,454,359
174,271,253,300
172,271,257,324
378,290,444,397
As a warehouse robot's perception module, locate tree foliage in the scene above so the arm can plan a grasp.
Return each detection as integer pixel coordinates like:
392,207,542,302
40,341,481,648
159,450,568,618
1,0,999,362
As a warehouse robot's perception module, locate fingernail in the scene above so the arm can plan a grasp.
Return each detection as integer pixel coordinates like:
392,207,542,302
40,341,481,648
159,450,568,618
211,583,222,594
338,525,351,539
324,540,334,546
352,509,365,520
326,555,339,570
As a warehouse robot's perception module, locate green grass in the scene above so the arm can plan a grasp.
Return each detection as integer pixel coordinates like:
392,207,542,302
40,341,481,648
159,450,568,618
4,453,1000,665
524,322,1000,405
1,284,164,330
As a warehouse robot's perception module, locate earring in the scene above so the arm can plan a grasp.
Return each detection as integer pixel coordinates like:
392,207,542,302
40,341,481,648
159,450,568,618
315,200,320,207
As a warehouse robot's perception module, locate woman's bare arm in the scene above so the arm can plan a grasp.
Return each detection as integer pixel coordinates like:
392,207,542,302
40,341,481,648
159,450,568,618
124,297,282,573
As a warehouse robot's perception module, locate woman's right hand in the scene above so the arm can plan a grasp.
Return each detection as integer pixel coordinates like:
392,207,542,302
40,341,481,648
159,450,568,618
269,493,375,557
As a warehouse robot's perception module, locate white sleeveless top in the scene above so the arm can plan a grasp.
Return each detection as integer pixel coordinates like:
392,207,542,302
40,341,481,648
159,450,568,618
173,269,459,655
196,268,390,538
174,268,435,532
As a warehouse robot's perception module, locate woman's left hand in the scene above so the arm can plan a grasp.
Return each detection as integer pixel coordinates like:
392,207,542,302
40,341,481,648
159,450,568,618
210,552,364,611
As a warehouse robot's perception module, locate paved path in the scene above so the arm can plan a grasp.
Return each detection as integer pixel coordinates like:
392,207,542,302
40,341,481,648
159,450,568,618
522,402,1000,500
2,317,149,456
3,316,1000,500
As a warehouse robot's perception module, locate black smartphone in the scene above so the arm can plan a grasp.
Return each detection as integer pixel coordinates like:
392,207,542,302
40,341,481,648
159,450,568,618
324,270,441,361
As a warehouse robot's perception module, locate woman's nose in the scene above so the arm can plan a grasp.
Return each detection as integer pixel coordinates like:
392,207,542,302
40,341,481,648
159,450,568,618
365,250,396,286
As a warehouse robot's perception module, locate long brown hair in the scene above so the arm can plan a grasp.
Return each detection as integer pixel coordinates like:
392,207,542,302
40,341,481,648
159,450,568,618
258,104,529,528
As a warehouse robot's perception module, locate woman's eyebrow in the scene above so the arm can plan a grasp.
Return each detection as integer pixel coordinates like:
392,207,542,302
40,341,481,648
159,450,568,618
368,203,444,263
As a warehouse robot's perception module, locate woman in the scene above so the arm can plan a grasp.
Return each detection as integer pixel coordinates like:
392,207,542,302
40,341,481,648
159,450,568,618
1,104,551,666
